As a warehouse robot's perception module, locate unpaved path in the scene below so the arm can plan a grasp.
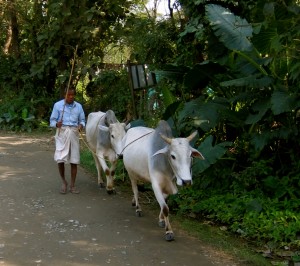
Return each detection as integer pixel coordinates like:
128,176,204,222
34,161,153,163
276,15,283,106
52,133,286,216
0,133,230,266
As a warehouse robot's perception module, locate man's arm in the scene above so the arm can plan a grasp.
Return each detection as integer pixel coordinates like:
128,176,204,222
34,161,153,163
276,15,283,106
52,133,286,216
78,105,86,128
49,102,60,128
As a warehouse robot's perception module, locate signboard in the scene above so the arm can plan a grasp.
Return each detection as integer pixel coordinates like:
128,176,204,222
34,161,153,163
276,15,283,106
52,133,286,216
128,63,156,90
127,61,157,119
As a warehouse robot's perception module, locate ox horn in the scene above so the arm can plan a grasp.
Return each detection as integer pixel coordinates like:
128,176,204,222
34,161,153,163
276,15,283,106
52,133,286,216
186,131,198,142
160,133,172,144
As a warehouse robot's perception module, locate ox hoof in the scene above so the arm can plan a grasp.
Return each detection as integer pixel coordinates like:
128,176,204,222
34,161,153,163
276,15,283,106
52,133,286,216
106,189,116,195
165,232,175,241
136,211,143,217
158,221,165,228
98,183,105,189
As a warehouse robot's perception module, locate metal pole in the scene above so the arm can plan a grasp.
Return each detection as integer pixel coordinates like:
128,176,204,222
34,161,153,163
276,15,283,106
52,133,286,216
127,60,137,119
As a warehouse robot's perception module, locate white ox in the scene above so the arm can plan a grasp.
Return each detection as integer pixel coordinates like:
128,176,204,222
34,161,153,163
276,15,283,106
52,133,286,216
122,120,204,241
86,110,128,194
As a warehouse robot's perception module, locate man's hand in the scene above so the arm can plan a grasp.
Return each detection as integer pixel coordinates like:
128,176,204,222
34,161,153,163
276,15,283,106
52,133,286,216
56,121,63,128
78,124,83,131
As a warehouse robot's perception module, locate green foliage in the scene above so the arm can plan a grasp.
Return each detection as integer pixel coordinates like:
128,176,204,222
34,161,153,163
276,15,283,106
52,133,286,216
0,54,53,131
206,4,253,52
85,69,131,119
124,17,178,65
237,209,300,248
80,148,98,176
169,186,300,249
165,0,300,253
193,136,232,175
0,93,51,132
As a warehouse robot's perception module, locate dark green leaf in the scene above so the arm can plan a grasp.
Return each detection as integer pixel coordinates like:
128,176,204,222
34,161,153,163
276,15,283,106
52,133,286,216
221,75,272,88
179,97,229,131
184,61,225,91
193,135,232,174
245,99,271,125
206,4,253,52
271,90,289,115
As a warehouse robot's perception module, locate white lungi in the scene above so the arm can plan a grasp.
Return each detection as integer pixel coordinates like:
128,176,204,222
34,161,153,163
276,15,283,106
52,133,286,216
54,127,80,164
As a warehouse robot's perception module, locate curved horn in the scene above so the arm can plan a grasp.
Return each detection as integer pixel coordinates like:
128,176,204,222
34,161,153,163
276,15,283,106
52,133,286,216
186,131,198,142
160,133,172,144
124,120,131,126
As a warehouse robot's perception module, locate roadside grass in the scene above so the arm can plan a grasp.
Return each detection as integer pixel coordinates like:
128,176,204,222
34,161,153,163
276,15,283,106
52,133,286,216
80,146,98,176
79,146,278,266
173,218,273,266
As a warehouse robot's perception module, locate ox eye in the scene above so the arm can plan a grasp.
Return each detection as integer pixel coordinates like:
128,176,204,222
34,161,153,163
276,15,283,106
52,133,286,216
111,134,115,139
171,155,176,160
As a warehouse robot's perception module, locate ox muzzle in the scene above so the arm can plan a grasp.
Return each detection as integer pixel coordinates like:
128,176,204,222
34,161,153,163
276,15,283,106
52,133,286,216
182,180,192,186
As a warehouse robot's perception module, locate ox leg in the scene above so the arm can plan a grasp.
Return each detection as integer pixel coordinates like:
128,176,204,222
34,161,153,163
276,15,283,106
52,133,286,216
152,184,174,241
92,153,105,188
97,155,115,194
106,159,117,195
129,176,142,217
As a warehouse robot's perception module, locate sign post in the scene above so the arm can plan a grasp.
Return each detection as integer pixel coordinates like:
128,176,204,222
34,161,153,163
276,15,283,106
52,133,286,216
127,60,157,119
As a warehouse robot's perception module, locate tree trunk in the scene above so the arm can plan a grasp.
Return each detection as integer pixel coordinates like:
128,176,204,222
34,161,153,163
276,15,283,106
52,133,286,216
168,0,173,19
3,0,20,58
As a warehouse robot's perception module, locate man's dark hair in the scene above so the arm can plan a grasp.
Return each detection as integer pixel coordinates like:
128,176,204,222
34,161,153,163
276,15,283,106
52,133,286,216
65,87,76,94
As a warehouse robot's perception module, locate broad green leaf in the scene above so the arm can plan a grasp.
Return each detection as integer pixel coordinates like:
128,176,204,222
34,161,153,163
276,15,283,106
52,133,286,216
271,90,289,115
206,4,253,52
245,99,271,125
161,86,176,107
234,51,270,76
221,75,272,88
162,101,182,121
250,133,269,151
21,108,28,119
179,97,229,131
155,64,190,84
290,61,300,82
193,136,232,174
184,61,225,91
179,17,204,41
271,90,300,115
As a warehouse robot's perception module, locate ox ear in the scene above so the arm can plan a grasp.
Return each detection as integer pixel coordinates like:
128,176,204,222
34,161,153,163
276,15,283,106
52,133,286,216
125,123,131,130
191,147,205,160
99,125,109,132
152,146,169,157
186,131,198,142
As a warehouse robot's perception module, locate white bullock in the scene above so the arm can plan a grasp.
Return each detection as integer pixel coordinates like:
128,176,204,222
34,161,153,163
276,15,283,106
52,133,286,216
122,120,204,241
86,110,128,194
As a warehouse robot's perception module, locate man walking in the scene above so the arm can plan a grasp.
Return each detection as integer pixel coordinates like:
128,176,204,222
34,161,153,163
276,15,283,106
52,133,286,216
50,88,85,194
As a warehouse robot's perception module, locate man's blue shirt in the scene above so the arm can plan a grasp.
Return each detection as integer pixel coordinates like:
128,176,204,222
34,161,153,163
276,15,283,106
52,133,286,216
50,99,85,128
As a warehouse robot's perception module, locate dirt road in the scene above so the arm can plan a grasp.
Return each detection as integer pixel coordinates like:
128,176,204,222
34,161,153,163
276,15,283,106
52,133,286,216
0,133,226,266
